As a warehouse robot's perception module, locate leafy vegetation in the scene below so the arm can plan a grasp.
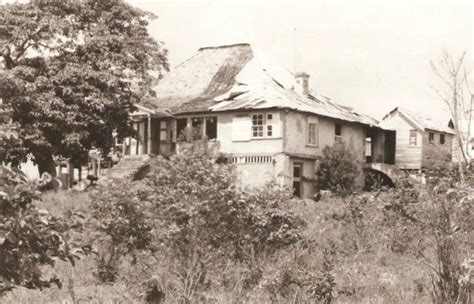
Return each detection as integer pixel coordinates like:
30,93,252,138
0,166,86,296
315,141,362,196
0,0,168,175
1,140,473,303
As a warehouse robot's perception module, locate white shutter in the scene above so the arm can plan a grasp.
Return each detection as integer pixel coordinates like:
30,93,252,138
232,115,251,141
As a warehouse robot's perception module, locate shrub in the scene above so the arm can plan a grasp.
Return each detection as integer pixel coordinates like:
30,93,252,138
315,141,361,196
414,180,474,303
90,182,153,283
0,166,83,296
94,142,305,302
145,143,304,301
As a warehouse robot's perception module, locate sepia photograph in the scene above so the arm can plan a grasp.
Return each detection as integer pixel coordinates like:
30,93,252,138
0,0,473,303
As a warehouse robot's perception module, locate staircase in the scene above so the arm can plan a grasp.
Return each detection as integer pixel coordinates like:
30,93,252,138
104,154,151,182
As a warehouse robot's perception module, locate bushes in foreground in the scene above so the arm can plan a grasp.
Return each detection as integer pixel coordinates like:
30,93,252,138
3,143,473,303
0,166,85,296
91,143,305,302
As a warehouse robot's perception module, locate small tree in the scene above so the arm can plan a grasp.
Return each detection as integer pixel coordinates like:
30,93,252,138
315,141,361,196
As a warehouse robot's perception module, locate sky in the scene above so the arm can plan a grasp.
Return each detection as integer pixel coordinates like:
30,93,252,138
126,0,473,121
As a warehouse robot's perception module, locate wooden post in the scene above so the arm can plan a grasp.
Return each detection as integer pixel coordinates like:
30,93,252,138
92,159,97,176
147,114,152,154
122,139,127,156
202,118,206,140
67,160,74,188
97,158,101,177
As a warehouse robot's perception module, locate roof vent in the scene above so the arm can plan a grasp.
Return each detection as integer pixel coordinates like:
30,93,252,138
294,72,310,97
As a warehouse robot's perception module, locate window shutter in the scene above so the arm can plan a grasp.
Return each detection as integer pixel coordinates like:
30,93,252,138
232,115,251,141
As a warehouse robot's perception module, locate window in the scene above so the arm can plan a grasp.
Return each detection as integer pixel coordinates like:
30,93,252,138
252,114,264,137
409,130,417,146
429,132,434,142
365,137,372,162
176,118,187,139
308,123,319,146
334,123,342,142
266,114,273,136
191,117,203,139
252,114,274,137
160,120,168,141
335,123,342,136
440,134,445,145
205,117,217,140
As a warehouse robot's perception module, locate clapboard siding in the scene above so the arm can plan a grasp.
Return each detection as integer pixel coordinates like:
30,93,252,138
421,130,453,168
380,112,422,169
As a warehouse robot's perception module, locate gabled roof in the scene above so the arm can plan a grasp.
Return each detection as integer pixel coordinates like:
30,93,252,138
140,43,378,126
380,107,454,134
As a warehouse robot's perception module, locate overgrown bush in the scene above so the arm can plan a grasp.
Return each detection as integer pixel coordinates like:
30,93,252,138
90,142,304,302
315,141,361,196
414,179,474,303
90,182,153,283
0,166,83,296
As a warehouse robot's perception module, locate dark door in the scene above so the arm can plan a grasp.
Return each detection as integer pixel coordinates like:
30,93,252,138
385,131,396,165
293,163,303,198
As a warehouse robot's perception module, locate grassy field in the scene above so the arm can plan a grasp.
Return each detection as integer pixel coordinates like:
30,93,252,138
2,188,442,304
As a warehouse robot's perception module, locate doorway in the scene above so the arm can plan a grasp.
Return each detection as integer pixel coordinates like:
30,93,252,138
293,163,303,198
385,131,396,165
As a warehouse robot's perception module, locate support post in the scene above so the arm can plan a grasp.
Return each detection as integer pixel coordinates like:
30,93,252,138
97,158,101,177
92,159,97,176
122,139,127,156
67,160,74,188
147,114,152,154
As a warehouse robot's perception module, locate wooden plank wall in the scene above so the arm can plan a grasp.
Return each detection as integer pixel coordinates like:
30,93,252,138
381,112,422,169
421,130,453,169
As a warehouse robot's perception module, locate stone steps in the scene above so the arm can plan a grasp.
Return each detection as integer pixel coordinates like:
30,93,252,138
102,154,151,182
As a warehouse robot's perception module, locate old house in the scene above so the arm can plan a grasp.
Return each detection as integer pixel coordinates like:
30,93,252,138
379,107,454,171
120,43,394,198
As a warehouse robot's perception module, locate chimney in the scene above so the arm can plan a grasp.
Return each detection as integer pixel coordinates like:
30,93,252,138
294,72,310,97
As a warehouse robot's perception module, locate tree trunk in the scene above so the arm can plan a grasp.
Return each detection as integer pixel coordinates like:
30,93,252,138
36,154,57,177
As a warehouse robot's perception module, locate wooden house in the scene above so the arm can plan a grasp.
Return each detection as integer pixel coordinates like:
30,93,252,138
379,107,454,171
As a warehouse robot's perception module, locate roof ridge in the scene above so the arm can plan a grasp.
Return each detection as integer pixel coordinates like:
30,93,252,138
198,43,251,51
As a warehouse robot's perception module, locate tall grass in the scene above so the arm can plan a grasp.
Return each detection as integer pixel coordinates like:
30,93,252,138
3,188,471,303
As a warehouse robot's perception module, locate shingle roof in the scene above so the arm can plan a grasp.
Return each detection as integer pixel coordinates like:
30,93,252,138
141,43,378,126
381,107,454,134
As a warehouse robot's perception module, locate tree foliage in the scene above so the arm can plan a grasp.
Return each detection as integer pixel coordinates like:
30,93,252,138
315,141,361,196
0,0,168,174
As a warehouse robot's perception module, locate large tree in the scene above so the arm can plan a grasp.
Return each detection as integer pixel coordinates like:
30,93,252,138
0,0,168,175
